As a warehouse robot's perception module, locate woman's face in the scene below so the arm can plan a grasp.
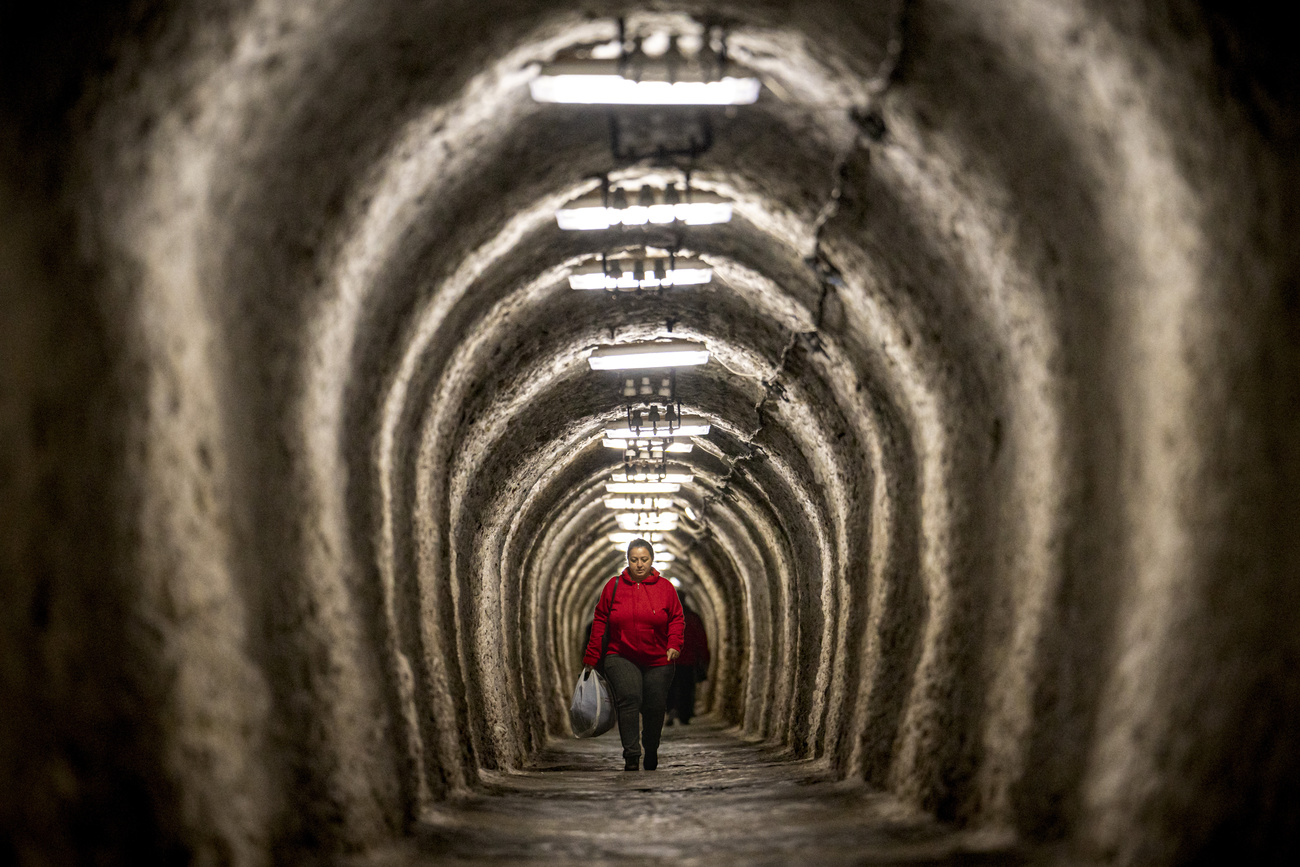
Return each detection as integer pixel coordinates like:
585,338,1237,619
627,546,653,579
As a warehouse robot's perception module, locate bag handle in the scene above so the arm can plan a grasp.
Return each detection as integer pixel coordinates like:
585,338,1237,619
598,576,620,665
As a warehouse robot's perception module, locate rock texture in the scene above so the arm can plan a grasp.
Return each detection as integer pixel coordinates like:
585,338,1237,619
2,1,1299,864
346,719,1035,866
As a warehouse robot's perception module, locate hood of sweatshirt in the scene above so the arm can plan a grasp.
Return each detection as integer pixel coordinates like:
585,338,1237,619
620,566,662,584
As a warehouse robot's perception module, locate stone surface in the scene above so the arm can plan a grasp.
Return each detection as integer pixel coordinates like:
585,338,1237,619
340,719,1036,866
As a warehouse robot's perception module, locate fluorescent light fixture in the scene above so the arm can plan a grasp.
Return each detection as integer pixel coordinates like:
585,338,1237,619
617,519,680,533
604,414,711,439
602,438,693,454
615,517,679,528
556,188,732,231
609,532,666,545
668,576,681,588
569,256,712,291
589,341,708,371
569,265,611,291
619,523,680,535
684,504,698,521
555,199,616,231
632,525,678,535
604,497,675,510
615,510,678,523
662,265,712,286
530,60,761,106
680,198,733,225
611,472,693,484
606,482,681,494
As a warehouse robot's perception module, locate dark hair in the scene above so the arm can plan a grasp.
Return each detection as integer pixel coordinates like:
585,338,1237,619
626,538,654,559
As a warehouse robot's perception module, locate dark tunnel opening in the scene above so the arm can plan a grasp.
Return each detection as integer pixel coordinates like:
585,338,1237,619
4,1,1300,864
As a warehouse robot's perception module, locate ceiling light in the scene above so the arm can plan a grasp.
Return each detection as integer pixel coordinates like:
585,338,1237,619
615,445,688,463
589,341,708,371
617,518,679,531
555,200,617,231
679,201,732,226
617,514,678,524
556,187,732,231
606,482,681,494
684,504,698,521
609,532,666,545
568,269,608,292
615,510,678,522
602,438,693,454
617,518,680,532
621,523,679,534
613,508,677,527
569,256,712,291
603,497,675,510
667,576,681,588
604,415,710,439
611,472,693,484
530,59,761,106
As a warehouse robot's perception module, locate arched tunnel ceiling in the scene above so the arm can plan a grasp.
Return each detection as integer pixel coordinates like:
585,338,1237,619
83,0,1296,852
5,0,1300,864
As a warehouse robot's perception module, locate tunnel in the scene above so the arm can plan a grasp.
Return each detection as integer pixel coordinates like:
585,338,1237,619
3,0,1300,864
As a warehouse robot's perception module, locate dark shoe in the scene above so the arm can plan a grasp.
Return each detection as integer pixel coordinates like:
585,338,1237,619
624,756,639,771
643,752,658,771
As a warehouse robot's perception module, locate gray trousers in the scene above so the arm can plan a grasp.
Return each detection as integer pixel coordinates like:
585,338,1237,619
602,655,676,760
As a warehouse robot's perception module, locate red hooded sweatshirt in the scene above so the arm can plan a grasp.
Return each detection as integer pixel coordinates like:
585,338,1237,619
583,568,684,669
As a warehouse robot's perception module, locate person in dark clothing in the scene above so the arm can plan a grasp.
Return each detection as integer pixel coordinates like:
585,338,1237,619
666,595,710,725
582,539,683,771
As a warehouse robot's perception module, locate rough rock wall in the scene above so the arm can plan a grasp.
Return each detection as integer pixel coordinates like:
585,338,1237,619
2,0,1298,864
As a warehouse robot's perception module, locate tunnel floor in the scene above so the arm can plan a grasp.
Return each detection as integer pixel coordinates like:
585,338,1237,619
343,719,1042,866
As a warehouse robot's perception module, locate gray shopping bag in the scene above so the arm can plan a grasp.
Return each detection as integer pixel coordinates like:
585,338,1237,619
569,668,616,737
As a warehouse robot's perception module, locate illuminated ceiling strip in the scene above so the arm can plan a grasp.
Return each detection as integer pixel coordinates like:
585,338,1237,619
556,190,732,231
618,527,679,536
604,416,710,439
616,521,680,533
615,510,678,522
569,258,712,291
603,497,676,510
530,61,761,106
603,438,694,454
608,532,666,544
615,518,681,532
556,202,732,230
589,341,709,371
606,482,681,494
611,472,693,484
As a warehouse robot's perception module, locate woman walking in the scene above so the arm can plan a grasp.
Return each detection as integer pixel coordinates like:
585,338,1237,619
583,539,684,771
666,593,711,725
